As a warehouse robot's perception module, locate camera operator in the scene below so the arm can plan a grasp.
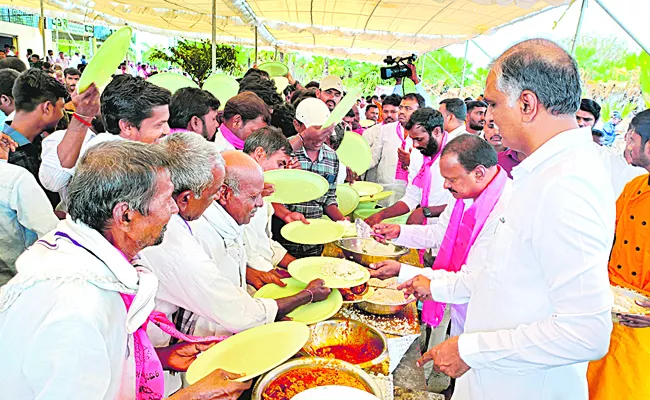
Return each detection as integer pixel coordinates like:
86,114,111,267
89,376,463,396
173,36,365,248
393,63,431,107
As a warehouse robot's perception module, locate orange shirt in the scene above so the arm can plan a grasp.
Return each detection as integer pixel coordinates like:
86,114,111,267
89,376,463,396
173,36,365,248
609,173,650,296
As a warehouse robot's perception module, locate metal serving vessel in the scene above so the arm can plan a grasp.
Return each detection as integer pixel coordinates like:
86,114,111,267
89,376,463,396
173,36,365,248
335,237,409,266
300,319,388,369
354,295,416,316
251,357,383,399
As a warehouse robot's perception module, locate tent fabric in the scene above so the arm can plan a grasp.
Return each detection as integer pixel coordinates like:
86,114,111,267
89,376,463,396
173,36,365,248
0,0,570,61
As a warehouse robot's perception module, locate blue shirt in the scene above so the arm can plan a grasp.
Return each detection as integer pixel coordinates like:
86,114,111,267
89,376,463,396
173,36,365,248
601,122,618,146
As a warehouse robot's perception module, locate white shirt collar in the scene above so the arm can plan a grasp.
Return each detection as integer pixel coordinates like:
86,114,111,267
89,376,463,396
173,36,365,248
513,127,591,179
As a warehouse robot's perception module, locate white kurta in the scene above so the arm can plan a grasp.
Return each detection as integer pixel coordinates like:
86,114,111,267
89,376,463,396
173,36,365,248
188,203,278,336
400,148,453,211
364,122,411,205
394,180,513,337
0,218,158,400
429,128,615,399
243,201,288,272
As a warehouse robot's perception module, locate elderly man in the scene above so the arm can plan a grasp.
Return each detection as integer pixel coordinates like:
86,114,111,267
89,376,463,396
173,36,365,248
242,127,297,272
365,108,452,238
0,140,249,399
213,91,270,151
363,93,425,206
40,75,170,209
400,39,615,400
169,87,220,140
189,150,330,336
587,109,650,400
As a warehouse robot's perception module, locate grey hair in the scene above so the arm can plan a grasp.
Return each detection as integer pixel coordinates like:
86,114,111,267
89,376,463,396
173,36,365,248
67,140,170,233
158,132,225,198
491,38,581,116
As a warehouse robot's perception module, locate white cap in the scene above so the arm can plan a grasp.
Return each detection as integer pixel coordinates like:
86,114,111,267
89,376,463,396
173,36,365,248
295,98,331,128
320,75,344,93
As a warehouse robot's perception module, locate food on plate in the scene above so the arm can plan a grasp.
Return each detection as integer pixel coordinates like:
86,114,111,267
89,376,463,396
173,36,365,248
367,277,399,289
612,286,650,315
360,240,401,256
368,287,413,305
338,283,370,301
321,260,365,281
262,366,371,400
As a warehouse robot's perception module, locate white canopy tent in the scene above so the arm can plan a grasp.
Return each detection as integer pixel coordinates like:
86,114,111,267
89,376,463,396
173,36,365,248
0,0,574,62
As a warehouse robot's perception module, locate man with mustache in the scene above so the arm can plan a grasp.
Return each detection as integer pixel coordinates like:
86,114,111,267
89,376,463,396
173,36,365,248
484,118,505,152
439,98,469,141
365,107,452,234
363,93,429,207
316,75,343,111
465,100,487,136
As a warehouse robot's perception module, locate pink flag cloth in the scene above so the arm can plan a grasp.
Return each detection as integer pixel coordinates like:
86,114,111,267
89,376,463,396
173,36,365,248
411,132,448,208
120,294,229,400
219,124,245,150
420,166,508,328
394,123,409,182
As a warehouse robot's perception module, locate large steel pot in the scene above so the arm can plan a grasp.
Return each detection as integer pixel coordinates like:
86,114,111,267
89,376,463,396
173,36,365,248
300,319,388,369
252,357,383,399
336,237,409,266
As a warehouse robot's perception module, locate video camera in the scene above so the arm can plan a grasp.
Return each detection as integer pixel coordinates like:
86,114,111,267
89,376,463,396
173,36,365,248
380,54,417,80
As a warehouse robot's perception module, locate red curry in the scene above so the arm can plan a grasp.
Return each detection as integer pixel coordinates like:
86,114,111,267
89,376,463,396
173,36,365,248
262,366,370,400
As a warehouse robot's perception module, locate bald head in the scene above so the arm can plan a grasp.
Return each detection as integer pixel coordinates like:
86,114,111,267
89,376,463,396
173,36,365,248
491,38,581,116
220,150,264,225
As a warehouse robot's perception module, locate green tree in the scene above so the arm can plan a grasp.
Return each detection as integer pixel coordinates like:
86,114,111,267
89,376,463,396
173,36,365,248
148,40,240,85
141,45,170,70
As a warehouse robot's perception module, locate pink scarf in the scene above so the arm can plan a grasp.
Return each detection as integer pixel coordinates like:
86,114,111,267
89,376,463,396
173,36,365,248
120,294,229,399
411,132,448,207
219,124,244,150
421,167,508,328
394,123,409,182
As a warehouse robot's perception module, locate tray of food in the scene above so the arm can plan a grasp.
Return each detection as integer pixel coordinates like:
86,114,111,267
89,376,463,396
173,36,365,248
612,285,650,321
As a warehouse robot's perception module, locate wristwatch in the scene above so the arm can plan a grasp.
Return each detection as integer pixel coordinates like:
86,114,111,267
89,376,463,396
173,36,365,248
422,207,433,218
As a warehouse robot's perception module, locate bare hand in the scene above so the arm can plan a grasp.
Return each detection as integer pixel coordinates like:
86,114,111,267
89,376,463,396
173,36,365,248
407,63,420,85
373,223,401,240
284,212,309,224
262,182,275,197
72,83,100,118
368,260,401,279
287,157,301,170
618,300,650,328
0,134,17,161
304,278,332,302
365,212,384,228
345,167,358,183
397,147,411,169
158,342,216,372
417,336,470,378
406,208,426,225
246,267,287,290
398,275,432,301
180,369,251,400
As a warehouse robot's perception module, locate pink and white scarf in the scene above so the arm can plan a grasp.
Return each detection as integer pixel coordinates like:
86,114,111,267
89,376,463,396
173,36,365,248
219,124,245,150
420,167,508,328
411,132,448,208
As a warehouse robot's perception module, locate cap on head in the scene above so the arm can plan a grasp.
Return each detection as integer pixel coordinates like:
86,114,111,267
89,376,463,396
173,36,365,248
295,97,331,128
612,111,622,119
320,75,344,93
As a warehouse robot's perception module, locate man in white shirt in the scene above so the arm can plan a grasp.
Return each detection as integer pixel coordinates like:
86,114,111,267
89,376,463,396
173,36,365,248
399,38,615,400
365,107,452,228
364,93,423,206
465,100,487,136
69,52,81,68
213,91,270,151
55,51,68,68
187,150,330,337
40,75,171,209
0,140,249,399
439,98,469,140
242,127,296,272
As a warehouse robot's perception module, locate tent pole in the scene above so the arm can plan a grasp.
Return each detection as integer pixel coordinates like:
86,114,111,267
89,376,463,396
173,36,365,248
254,26,258,65
426,53,461,87
211,0,217,74
39,0,46,55
592,0,650,55
571,0,588,54
471,40,492,60
460,40,468,96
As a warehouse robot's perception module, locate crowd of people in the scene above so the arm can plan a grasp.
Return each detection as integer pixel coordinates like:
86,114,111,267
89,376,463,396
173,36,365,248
0,37,648,400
